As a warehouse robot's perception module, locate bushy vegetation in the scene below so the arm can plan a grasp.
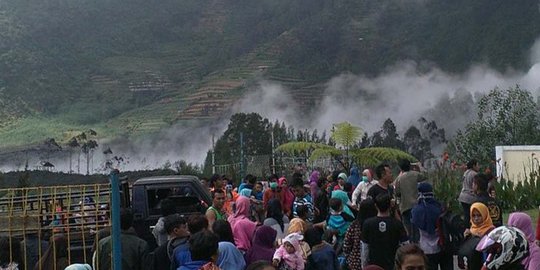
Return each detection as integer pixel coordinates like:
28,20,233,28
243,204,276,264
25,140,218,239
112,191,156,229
430,166,540,215
449,86,540,164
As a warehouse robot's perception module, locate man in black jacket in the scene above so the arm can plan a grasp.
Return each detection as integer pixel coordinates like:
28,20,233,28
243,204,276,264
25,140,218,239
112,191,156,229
151,214,190,270
473,173,503,227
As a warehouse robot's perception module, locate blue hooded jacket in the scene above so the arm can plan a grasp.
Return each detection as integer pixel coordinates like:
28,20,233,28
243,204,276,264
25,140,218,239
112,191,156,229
347,167,361,187
178,260,208,270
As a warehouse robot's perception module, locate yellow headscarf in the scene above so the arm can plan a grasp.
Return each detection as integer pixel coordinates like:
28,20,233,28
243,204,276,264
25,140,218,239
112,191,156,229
287,218,308,234
470,202,494,237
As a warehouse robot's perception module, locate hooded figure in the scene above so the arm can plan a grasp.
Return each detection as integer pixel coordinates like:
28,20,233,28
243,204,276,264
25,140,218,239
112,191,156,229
264,198,289,240
279,177,294,216
411,182,442,235
64,264,92,270
334,173,348,190
228,196,257,252
347,167,361,187
273,233,305,270
411,182,455,270
309,170,321,202
245,225,278,265
507,212,540,270
331,190,355,218
216,241,246,270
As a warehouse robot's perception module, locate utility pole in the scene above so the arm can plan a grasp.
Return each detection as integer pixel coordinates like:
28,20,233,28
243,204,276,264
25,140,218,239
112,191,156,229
271,129,276,174
240,132,244,180
212,134,216,174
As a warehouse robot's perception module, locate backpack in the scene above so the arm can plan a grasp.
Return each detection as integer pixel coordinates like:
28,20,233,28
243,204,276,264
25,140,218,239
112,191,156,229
436,210,465,254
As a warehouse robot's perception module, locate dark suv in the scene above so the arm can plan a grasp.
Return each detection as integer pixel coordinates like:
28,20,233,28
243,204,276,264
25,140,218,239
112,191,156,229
130,175,211,248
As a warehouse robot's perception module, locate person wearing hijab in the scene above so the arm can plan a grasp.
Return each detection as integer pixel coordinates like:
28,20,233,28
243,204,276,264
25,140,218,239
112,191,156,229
217,240,246,270
458,202,495,270
245,226,278,266
287,218,311,262
331,190,355,218
273,233,305,270
64,264,92,270
333,173,348,191
507,212,540,270
279,177,294,217
351,169,377,206
347,167,361,188
467,202,495,237
264,198,290,241
536,208,540,246
228,196,257,253
411,182,453,270
288,218,308,235
211,220,246,270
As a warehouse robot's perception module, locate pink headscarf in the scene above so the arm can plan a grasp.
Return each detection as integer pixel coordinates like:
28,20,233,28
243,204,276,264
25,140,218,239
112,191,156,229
508,212,540,270
228,196,257,251
229,196,250,224
362,169,372,181
508,212,535,242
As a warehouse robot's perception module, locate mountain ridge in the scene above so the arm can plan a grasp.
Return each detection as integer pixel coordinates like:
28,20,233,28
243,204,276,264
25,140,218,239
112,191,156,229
0,0,539,149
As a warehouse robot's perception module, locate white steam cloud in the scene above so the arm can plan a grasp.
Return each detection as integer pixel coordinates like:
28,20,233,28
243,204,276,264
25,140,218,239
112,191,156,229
242,41,540,136
4,40,540,174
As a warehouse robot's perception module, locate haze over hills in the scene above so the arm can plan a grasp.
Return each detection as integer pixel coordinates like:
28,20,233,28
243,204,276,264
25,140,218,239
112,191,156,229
1,0,540,170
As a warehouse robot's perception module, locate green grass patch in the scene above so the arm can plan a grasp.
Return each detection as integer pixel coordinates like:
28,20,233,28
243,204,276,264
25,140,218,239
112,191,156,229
0,117,110,147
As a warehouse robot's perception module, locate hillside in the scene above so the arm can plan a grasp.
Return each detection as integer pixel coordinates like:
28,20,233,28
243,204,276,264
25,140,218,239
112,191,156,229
0,0,539,149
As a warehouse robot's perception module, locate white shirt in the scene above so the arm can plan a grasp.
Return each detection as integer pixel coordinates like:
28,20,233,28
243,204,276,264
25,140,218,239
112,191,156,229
352,180,378,205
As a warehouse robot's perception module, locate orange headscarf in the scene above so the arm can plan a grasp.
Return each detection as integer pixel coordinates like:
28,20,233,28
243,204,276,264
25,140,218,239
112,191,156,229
287,218,308,234
470,202,494,237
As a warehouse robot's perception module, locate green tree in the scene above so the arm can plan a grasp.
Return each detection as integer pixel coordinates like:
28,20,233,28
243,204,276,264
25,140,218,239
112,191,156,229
277,122,416,170
370,118,405,149
173,160,202,176
403,126,433,162
78,129,99,175
331,122,363,168
67,137,80,173
205,113,282,178
451,86,540,163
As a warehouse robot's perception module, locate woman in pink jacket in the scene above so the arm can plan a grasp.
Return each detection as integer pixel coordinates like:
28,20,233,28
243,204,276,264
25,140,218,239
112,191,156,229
507,212,540,270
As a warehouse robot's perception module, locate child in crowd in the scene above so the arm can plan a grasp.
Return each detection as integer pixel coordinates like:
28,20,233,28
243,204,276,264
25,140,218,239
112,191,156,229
254,182,264,201
304,227,339,270
326,198,353,250
273,233,305,270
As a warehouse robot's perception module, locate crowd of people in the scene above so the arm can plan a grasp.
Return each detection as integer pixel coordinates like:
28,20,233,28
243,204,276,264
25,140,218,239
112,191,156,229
1,158,540,270
143,158,540,270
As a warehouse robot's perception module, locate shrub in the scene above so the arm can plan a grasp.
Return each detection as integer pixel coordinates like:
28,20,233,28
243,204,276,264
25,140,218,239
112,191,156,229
429,166,540,215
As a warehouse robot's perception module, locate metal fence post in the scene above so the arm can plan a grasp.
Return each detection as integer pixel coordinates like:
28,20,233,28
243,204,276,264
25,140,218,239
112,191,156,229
110,170,122,270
